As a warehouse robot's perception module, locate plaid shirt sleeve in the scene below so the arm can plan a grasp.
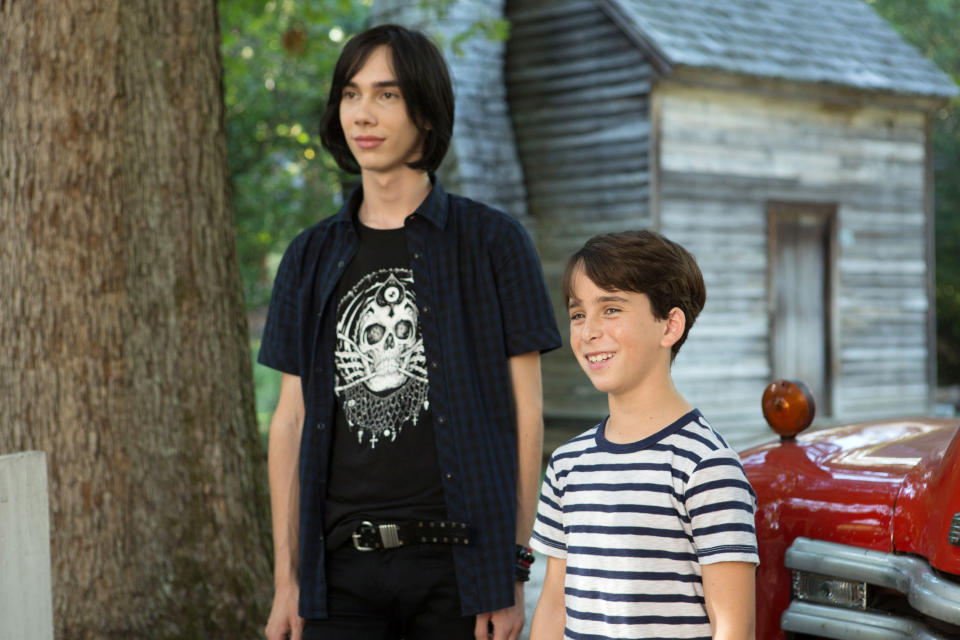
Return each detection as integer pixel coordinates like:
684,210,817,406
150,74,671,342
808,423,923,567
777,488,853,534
257,234,306,376
491,216,561,357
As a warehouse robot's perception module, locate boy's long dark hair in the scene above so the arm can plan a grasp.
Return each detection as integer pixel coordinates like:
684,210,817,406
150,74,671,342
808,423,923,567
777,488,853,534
319,24,454,174
562,230,707,360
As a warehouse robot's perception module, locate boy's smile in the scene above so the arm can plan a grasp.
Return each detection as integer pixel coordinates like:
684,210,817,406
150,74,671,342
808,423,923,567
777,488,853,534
585,351,615,368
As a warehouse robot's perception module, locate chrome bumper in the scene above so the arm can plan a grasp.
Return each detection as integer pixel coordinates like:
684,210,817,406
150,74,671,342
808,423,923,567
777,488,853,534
781,600,949,640
785,537,960,625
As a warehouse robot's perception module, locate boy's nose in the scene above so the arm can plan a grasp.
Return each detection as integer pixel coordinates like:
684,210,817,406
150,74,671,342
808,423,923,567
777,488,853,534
352,100,376,125
582,316,602,341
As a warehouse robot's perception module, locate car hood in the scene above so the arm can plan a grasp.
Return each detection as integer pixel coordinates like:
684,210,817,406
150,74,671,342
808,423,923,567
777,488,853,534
742,418,960,574
891,419,960,575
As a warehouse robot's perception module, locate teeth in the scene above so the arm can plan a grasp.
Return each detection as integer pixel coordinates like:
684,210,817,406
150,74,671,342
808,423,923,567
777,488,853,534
587,353,613,363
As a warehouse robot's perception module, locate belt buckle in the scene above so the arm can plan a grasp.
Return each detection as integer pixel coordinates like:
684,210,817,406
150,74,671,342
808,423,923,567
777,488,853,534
352,521,378,551
351,521,402,551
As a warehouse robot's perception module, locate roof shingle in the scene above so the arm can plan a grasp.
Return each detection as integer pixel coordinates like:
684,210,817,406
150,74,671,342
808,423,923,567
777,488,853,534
602,0,958,97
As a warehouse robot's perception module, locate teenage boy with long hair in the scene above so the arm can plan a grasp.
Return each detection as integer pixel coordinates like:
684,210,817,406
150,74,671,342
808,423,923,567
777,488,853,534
259,24,560,640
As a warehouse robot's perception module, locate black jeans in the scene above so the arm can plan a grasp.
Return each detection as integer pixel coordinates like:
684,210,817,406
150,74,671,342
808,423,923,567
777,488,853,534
303,543,476,640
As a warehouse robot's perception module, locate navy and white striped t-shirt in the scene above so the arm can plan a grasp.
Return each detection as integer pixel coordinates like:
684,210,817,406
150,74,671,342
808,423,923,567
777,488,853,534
531,410,759,640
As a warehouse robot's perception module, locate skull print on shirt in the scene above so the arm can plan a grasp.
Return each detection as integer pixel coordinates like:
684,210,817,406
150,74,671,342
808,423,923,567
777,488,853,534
334,268,429,448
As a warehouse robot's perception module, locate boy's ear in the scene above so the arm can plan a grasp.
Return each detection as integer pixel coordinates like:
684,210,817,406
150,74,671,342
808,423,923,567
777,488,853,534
661,307,686,349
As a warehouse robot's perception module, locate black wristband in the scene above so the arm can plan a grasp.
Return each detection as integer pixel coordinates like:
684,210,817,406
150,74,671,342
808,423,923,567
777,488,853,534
515,544,534,582
515,544,534,566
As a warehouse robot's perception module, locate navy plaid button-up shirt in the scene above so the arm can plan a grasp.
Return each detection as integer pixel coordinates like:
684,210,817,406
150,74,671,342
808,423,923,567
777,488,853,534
258,178,561,618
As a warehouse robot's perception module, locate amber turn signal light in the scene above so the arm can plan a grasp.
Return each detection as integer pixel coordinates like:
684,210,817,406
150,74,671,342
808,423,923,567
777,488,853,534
762,379,816,438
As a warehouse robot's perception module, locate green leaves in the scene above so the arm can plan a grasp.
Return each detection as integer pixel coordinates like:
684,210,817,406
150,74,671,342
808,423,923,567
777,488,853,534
221,0,368,307
449,18,510,57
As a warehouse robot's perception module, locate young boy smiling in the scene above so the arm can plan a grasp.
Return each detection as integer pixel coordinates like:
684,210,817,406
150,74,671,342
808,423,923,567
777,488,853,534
530,231,758,640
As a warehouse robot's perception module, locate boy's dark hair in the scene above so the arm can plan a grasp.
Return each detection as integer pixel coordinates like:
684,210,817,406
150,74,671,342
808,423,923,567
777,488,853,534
562,230,706,360
319,24,454,175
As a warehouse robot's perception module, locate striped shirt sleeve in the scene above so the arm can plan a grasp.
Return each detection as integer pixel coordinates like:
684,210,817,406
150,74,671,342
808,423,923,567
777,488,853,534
531,455,567,558
685,448,759,565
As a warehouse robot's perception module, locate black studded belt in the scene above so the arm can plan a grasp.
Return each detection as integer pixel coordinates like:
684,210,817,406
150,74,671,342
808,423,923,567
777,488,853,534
350,520,473,551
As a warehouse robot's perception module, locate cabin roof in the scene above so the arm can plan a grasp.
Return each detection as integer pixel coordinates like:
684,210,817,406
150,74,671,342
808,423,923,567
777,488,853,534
599,0,958,98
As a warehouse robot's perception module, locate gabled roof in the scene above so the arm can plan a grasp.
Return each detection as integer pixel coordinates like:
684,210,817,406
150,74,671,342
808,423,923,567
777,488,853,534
598,0,958,98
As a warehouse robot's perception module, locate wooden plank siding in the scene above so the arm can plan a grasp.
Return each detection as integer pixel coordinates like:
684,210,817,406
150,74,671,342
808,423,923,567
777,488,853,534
505,0,654,426
656,82,930,447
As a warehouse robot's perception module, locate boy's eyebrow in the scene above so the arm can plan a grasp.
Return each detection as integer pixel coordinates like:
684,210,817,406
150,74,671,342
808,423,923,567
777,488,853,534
567,294,629,309
596,295,629,304
343,79,400,89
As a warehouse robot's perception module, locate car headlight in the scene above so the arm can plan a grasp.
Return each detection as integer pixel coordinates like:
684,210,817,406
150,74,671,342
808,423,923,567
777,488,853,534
792,570,868,610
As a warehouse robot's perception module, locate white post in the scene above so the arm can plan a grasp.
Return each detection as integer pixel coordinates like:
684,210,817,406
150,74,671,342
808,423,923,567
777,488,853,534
0,451,54,640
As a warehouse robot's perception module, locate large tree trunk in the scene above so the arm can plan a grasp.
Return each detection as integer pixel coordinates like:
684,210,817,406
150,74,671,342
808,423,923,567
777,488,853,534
0,1,272,637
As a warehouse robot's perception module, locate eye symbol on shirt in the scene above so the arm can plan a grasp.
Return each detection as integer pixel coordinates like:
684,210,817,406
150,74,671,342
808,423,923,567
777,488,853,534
381,283,401,304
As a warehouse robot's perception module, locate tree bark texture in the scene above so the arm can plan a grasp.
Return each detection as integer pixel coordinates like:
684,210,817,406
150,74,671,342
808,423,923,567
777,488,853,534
0,1,272,637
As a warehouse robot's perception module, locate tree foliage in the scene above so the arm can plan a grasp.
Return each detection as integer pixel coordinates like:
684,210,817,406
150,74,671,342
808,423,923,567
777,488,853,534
867,0,960,384
221,0,371,309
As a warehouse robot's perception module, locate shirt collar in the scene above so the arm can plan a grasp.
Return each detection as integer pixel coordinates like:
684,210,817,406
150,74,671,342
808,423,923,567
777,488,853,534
331,174,449,229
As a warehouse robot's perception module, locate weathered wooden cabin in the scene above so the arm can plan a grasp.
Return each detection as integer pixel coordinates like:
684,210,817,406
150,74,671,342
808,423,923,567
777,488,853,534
372,0,957,446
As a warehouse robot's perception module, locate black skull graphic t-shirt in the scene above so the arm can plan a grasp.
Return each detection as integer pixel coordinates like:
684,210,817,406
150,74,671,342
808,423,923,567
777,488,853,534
323,220,446,549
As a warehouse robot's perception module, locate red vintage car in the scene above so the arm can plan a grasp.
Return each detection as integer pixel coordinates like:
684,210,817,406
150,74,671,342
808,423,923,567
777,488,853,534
740,380,960,639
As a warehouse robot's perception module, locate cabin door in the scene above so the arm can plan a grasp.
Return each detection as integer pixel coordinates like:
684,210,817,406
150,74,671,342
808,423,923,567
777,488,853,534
769,203,835,415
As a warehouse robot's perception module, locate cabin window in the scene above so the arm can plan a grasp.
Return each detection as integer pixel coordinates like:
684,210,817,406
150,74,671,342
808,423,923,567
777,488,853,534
768,202,837,416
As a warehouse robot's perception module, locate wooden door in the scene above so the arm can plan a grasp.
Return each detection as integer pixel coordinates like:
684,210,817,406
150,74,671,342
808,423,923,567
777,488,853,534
769,203,836,415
